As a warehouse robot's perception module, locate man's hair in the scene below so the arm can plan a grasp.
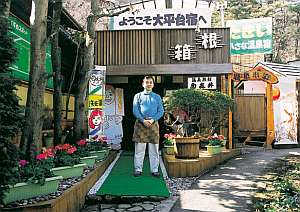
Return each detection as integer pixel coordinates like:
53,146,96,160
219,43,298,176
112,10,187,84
143,76,154,82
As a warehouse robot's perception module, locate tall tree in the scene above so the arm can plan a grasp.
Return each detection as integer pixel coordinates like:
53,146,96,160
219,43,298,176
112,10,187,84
20,0,49,158
289,4,300,59
50,0,63,145
73,0,131,139
0,0,23,203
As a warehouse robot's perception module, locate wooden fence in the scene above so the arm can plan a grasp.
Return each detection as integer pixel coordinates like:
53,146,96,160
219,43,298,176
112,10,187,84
234,94,266,137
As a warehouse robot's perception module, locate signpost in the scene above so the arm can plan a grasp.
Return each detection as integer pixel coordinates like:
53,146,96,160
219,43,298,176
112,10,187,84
8,14,53,88
226,17,272,55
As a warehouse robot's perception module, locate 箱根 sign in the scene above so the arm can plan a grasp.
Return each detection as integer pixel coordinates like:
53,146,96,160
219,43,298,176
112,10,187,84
188,76,217,89
226,17,272,55
168,32,225,61
108,8,211,30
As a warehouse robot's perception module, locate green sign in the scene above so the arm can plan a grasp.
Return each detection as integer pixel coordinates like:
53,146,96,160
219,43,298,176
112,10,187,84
8,15,53,88
226,17,272,55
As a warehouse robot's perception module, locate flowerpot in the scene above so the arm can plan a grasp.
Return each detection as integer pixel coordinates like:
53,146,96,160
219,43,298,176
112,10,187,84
89,149,109,161
80,156,98,167
221,140,227,151
164,145,175,155
175,137,200,159
3,176,63,204
206,145,222,155
51,163,86,179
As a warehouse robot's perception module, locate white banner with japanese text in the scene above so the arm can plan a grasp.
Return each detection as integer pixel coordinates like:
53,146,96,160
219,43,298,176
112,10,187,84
108,8,212,30
188,76,217,89
274,77,298,145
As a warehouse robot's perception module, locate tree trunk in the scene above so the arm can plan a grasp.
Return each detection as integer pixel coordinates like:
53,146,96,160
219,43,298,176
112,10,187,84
20,0,49,159
51,0,63,145
0,0,11,18
73,2,97,140
73,0,130,140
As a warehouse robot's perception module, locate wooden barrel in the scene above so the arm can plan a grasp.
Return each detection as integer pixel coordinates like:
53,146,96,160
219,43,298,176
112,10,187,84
175,137,200,159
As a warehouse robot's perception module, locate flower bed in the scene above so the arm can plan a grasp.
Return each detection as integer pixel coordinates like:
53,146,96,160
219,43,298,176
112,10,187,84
1,151,117,211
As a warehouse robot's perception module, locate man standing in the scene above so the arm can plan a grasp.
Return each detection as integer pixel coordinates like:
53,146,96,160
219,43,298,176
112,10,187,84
132,76,164,177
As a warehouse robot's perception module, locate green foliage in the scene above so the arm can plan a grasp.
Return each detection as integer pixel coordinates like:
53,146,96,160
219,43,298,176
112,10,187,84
0,11,23,204
164,89,234,136
214,0,300,62
53,144,80,167
253,158,300,211
18,158,54,185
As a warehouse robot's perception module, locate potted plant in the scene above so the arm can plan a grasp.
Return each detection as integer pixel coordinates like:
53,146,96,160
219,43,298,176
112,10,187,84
75,139,98,167
50,144,86,178
87,136,110,161
3,150,62,204
206,134,226,155
164,88,234,158
163,133,176,155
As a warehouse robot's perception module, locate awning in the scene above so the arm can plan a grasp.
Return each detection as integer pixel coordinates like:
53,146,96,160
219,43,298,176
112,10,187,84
106,63,233,75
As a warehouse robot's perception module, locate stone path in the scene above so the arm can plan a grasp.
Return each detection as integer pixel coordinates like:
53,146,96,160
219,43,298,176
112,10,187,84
81,147,300,212
170,147,300,212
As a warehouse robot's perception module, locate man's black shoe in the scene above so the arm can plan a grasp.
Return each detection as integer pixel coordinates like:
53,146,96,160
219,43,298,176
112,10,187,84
151,172,160,177
134,171,142,177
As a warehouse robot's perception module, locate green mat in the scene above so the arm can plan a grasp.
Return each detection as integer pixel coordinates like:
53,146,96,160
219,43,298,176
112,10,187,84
96,152,170,197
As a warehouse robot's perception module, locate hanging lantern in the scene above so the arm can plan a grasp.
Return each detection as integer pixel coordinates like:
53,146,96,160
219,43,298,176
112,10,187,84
272,87,280,101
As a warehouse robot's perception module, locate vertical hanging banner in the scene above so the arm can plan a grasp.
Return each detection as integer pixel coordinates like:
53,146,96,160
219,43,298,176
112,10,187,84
103,85,124,150
274,77,298,145
88,66,106,140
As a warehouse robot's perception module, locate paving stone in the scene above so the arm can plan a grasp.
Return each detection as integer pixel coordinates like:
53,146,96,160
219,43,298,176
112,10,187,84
101,209,115,212
140,203,155,211
83,205,99,212
101,204,117,209
127,206,143,211
118,204,131,209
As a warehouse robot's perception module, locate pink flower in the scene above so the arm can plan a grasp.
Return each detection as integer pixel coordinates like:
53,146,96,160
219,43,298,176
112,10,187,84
19,160,28,167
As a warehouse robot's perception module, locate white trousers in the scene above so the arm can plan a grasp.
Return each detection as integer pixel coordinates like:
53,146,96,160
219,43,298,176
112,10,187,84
134,142,159,173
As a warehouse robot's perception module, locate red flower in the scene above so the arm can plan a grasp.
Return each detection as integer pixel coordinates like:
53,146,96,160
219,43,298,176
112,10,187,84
19,160,29,167
67,146,77,154
62,144,71,150
42,147,55,158
77,139,87,146
36,153,47,160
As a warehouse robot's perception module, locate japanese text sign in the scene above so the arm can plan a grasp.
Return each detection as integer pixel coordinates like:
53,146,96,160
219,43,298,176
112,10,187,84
233,66,278,84
188,76,217,89
226,17,272,55
108,8,211,30
88,66,106,140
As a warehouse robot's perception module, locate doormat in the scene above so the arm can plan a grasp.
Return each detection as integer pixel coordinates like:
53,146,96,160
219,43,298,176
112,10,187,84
95,152,170,198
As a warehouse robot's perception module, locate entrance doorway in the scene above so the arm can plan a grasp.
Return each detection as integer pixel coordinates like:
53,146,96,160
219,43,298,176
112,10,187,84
106,75,184,150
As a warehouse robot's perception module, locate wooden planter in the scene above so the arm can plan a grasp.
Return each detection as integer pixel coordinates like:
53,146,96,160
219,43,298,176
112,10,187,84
175,137,200,159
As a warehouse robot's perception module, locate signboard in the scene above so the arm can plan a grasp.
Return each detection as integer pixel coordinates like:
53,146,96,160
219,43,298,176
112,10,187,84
168,31,225,61
108,8,211,30
226,17,272,55
188,76,217,89
233,66,278,84
8,14,53,88
88,66,106,140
